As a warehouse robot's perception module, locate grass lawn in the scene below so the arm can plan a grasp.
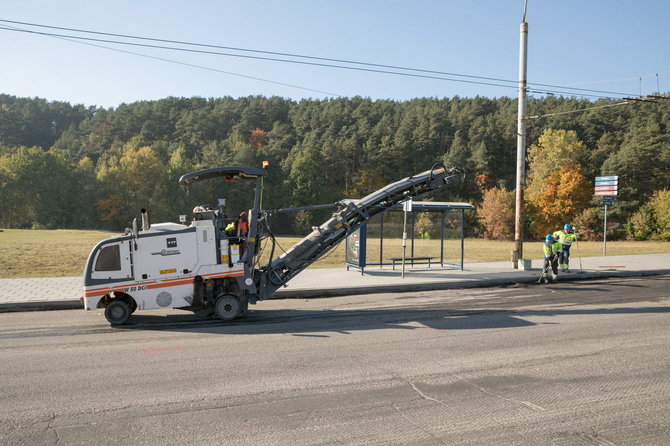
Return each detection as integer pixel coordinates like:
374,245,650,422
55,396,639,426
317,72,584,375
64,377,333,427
1,229,668,279
0,229,116,279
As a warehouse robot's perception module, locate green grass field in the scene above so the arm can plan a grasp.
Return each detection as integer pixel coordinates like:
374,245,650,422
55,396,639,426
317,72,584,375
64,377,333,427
1,229,668,279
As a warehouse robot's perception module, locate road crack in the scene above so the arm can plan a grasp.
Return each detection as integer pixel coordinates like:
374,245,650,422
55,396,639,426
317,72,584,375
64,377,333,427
453,374,546,412
44,412,60,445
407,381,447,406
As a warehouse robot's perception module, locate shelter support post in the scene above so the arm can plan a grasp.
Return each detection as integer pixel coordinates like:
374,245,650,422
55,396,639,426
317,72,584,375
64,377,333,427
410,212,415,260
440,210,445,266
379,213,384,269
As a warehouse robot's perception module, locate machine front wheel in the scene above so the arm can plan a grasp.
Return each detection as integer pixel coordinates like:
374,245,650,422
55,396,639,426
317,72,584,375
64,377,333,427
215,294,241,321
105,300,131,325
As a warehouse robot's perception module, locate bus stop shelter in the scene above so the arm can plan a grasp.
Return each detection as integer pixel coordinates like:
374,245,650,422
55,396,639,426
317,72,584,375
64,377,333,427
345,201,474,274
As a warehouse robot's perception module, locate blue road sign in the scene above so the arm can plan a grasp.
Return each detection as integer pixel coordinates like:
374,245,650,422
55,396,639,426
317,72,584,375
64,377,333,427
595,176,618,181
595,180,618,186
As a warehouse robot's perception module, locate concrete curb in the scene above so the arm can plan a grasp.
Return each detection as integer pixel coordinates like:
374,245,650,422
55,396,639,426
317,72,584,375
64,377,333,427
2,268,668,313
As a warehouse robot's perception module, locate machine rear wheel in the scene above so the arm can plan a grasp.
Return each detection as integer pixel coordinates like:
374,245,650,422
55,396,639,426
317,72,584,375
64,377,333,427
215,294,241,321
105,300,131,325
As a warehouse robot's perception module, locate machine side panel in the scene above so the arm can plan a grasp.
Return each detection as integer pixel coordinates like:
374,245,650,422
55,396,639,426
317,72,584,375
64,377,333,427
133,230,199,281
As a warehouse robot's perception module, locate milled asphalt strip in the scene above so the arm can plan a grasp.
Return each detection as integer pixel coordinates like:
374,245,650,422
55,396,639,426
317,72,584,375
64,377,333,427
0,300,86,312
276,269,670,298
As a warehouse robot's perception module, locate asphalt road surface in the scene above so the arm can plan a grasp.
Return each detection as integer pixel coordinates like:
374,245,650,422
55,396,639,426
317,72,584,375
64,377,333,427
1,275,669,445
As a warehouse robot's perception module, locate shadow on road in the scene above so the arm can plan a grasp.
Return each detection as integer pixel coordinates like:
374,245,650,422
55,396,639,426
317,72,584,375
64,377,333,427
115,305,670,337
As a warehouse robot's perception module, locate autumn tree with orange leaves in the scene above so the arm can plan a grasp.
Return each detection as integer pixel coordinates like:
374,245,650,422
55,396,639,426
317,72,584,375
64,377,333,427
248,128,268,150
526,129,592,238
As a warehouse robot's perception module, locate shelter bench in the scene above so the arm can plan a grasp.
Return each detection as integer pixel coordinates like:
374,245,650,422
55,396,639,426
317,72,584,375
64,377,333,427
390,256,435,270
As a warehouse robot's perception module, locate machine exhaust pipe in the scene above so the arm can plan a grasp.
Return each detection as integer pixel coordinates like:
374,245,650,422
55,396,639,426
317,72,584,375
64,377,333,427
141,208,150,231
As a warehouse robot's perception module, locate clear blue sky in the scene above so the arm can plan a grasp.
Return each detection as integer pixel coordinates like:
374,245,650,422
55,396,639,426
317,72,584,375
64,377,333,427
1,1,668,108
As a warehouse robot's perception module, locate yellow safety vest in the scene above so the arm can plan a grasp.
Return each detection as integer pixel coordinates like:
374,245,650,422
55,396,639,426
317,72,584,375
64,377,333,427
553,230,577,247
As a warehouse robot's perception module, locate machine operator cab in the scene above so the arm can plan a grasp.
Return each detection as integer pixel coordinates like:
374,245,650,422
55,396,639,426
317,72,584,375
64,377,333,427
82,166,267,326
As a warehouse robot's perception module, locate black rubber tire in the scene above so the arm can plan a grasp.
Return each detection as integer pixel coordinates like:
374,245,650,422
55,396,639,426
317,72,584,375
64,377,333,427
105,300,131,326
215,294,241,321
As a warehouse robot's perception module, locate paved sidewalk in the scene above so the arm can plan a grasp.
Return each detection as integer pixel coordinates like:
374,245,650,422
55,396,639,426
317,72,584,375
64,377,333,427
1,253,668,312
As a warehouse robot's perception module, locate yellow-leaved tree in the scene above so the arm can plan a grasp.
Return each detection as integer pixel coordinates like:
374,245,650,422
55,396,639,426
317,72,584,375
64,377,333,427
96,141,169,227
526,129,592,238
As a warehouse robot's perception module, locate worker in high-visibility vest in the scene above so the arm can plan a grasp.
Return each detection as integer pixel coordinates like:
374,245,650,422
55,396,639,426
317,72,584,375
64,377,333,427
553,224,578,272
540,234,561,283
224,211,249,237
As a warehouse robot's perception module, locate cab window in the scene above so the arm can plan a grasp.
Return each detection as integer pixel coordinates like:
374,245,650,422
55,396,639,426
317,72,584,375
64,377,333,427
95,245,121,271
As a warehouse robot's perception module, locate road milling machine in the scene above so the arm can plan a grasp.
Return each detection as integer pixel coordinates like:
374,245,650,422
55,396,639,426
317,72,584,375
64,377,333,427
83,164,463,325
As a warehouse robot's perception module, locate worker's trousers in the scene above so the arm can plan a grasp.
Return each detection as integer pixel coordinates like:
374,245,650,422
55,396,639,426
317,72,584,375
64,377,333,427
542,257,558,282
559,245,572,270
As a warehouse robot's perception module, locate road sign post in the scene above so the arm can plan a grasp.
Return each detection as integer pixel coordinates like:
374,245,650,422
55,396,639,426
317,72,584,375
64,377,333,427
603,205,608,255
595,176,618,255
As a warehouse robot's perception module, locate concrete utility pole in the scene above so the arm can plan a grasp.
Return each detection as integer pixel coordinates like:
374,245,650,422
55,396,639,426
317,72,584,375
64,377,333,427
513,0,528,269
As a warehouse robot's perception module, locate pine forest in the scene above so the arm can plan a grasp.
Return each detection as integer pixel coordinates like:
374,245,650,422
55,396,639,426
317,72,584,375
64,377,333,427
0,93,668,240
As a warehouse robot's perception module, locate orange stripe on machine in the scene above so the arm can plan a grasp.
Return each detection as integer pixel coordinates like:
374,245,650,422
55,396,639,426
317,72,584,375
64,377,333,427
82,271,245,299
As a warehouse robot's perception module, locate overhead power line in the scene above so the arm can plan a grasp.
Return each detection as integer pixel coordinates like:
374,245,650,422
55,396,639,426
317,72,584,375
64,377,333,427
0,18,520,86
0,18,645,100
558,69,670,86
526,93,669,120
0,24,526,93
0,23,341,97
526,100,630,119
527,88,624,100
